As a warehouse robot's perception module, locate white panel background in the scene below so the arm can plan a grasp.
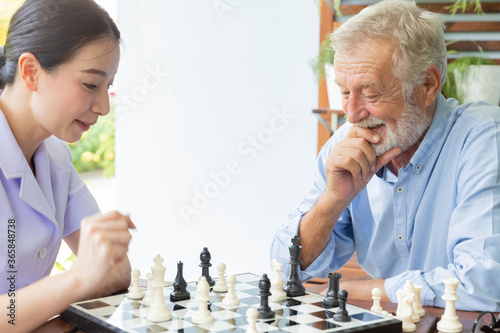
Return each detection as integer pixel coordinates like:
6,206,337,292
115,0,318,282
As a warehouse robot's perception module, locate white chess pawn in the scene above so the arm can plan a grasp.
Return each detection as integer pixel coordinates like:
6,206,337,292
371,288,383,313
396,289,416,332
413,285,425,317
436,278,462,333
222,275,240,306
269,259,287,301
403,280,420,323
151,254,167,287
246,307,258,333
146,282,172,322
142,272,154,305
192,276,214,324
213,263,228,292
127,269,145,300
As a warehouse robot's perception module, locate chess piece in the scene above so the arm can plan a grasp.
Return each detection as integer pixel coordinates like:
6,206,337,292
323,272,341,308
127,269,145,300
269,259,287,301
403,280,420,323
213,263,228,292
333,289,351,322
152,254,167,287
436,278,462,333
199,247,215,287
283,235,306,297
257,274,275,320
246,308,258,333
192,276,214,324
413,285,425,317
142,272,154,305
222,275,240,306
371,288,383,313
170,261,190,302
396,289,416,332
146,278,172,322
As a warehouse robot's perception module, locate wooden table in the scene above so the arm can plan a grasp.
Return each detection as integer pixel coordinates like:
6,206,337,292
34,282,488,333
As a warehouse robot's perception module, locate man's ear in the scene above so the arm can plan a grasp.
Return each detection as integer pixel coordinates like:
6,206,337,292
422,65,442,107
18,53,40,91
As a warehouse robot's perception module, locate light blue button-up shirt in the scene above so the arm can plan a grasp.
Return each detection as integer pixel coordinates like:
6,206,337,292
270,94,500,311
0,109,100,294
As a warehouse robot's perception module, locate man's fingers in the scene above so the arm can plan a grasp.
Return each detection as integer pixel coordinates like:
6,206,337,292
335,145,374,182
346,125,382,144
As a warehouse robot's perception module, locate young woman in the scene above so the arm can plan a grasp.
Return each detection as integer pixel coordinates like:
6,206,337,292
0,1,134,331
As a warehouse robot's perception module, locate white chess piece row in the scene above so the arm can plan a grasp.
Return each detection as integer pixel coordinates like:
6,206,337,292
126,256,289,330
371,278,463,333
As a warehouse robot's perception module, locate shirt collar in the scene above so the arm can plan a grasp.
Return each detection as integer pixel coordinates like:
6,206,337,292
0,109,31,179
0,108,56,221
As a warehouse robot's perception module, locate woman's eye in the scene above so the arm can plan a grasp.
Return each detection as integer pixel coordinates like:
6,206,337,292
83,83,97,90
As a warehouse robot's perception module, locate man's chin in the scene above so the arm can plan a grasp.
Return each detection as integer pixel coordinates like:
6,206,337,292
371,143,393,157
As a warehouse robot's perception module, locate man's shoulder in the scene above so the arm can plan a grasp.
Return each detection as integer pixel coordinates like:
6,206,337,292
453,100,500,127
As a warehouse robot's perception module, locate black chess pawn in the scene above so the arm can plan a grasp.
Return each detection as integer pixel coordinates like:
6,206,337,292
199,247,215,287
333,289,351,322
258,274,275,320
283,235,306,297
323,272,342,308
170,261,191,302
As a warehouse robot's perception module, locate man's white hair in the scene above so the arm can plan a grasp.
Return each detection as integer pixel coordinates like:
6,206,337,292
330,0,447,100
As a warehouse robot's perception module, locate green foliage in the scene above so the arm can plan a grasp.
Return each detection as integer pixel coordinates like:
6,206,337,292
442,56,495,103
69,106,115,177
446,0,483,16
311,32,335,82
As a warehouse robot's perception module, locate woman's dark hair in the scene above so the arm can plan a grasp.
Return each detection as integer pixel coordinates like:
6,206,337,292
0,0,121,89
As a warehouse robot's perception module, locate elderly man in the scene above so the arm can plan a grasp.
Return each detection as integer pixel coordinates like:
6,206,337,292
271,0,500,311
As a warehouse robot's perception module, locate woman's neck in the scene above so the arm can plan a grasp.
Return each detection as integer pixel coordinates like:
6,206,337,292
0,85,47,166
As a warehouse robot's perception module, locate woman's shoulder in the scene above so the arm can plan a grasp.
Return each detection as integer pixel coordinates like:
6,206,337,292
43,136,73,165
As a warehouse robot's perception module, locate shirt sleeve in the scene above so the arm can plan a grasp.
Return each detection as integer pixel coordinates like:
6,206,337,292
269,124,356,281
63,155,100,238
386,118,500,311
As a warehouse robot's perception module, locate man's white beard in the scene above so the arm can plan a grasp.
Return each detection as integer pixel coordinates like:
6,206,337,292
356,101,432,156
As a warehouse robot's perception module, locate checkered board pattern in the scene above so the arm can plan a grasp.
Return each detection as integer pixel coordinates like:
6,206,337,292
60,273,402,333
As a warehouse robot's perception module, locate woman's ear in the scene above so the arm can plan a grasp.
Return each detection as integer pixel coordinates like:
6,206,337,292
18,53,40,91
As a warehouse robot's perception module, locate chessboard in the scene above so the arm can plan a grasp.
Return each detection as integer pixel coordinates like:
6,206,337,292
60,272,403,333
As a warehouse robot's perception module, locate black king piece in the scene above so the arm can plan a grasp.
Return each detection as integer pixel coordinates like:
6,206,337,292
283,235,306,297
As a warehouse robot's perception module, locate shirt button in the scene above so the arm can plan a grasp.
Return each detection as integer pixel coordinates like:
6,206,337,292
415,165,421,171
38,247,47,260
397,187,403,192
397,235,404,241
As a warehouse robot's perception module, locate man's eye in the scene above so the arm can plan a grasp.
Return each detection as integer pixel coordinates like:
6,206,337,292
83,83,97,90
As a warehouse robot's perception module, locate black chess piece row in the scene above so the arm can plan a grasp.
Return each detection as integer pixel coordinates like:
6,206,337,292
170,239,351,323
